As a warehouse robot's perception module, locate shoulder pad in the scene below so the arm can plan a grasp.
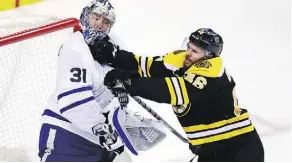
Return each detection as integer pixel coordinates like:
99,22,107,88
163,50,186,71
186,57,225,77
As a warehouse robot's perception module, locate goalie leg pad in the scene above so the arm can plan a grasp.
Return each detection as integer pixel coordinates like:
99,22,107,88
126,126,166,151
106,99,166,154
111,106,139,155
124,110,166,151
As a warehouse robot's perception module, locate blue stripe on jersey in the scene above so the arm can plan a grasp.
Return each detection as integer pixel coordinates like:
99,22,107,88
60,96,95,113
42,109,71,123
58,86,92,100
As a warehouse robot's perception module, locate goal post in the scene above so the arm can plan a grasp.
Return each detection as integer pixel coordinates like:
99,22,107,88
0,17,79,161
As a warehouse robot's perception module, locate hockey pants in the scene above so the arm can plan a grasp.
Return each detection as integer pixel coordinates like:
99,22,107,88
38,124,117,162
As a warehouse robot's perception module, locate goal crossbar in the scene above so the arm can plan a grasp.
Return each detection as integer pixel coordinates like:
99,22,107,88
0,18,80,47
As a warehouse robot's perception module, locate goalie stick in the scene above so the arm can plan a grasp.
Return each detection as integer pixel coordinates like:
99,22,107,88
132,96,189,143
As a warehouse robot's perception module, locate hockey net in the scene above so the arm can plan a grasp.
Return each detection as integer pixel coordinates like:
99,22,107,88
0,17,80,161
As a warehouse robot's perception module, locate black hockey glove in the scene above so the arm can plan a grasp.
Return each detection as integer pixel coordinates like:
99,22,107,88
89,35,119,65
104,69,139,89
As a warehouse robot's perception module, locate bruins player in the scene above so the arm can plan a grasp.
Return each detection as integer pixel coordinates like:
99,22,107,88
90,28,265,161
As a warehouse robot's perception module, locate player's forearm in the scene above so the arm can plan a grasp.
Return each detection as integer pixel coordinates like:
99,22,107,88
128,77,190,105
128,78,171,104
114,50,165,78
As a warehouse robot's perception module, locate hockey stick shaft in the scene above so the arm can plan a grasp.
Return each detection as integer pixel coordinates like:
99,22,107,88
132,96,189,143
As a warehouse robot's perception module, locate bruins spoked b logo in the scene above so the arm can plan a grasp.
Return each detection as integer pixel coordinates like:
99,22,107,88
172,103,191,117
193,60,212,68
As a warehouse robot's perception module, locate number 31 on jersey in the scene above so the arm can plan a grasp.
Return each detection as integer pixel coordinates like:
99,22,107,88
70,67,87,83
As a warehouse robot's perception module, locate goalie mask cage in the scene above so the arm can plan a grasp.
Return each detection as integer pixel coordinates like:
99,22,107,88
0,17,80,161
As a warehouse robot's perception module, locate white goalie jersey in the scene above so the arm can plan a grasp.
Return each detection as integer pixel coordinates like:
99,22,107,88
42,31,114,145
41,31,166,151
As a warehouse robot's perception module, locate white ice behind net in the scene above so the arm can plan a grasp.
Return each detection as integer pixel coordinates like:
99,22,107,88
0,17,75,161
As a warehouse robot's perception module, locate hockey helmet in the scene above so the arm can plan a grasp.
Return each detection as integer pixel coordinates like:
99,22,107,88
189,28,223,57
80,0,116,45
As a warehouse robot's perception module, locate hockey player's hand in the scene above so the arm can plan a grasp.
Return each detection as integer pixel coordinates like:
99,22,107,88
104,69,138,89
92,123,124,152
89,35,118,64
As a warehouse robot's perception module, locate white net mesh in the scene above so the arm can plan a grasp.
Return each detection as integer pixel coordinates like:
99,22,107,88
0,17,78,161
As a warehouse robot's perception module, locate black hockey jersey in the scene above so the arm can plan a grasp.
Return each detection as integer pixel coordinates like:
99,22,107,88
111,49,258,154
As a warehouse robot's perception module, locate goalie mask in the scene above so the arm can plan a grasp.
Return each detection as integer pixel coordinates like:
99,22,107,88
80,0,116,45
